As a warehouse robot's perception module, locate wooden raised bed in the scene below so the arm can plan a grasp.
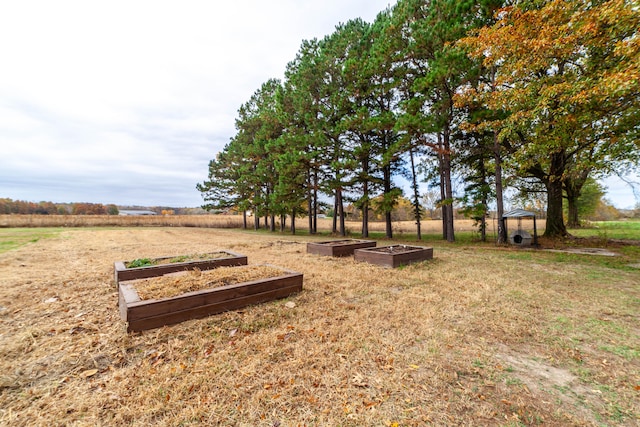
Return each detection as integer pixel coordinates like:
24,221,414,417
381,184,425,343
118,264,303,332
307,239,376,257
114,250,247,285
354,245,433,268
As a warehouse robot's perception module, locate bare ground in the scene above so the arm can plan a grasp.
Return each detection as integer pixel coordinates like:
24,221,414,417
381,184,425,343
0,228,638,426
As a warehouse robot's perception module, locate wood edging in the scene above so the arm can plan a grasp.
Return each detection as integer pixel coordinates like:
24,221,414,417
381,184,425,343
306,239,376,257
354,245,434,268
119,264,303,332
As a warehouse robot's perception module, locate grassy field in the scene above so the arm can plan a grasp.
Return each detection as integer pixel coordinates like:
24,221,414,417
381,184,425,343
0,226,638,426
569,220,640,241
3,213,638,241
0,228,61,254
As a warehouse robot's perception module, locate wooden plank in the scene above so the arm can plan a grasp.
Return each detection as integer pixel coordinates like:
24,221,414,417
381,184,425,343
354,246,433,268
118,265,303,332
114,261,127,285
125,274,302,321
126,283,302,332
307,240,376,257
118,282,141,320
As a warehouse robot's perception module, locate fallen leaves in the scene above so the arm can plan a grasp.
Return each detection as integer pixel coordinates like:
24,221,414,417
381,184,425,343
79,369,98,378
351,373,368,388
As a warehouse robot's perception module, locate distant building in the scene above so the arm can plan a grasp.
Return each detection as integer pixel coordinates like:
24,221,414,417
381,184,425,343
118,210,157,216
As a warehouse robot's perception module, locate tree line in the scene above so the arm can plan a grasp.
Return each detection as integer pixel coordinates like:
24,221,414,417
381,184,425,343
0,199,120,215
197,0,639,241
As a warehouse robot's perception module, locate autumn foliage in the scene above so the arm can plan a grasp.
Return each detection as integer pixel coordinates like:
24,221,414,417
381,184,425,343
455,0,639,236
0,198,119,215
200,0,639,241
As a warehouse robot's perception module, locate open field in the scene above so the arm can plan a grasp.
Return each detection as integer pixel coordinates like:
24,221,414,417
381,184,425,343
0,214,245,229
0,214,527,234
0,227,638,426
6,214,639,242
0,214,485,234
570,220,640,241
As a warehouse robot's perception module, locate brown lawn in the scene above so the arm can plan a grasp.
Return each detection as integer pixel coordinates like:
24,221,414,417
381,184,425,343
0,227,638,426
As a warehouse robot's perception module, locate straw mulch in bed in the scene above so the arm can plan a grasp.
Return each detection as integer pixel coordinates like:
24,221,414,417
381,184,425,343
133,265,287,300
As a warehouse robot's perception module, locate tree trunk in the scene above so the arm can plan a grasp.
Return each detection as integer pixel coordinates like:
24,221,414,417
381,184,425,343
494,132,507,244
544,152,568,237
439,146,447,240
564,170,589,229
291,208,296,235
480,196,487,242
312,169,318,234
545,178,567,237
361,158,370,238
410,147,422,240
332,193,338,234
307,171,313,233
476,148,488,243
362,197,369,238
441,130,455,242
566,198,579,229
254,208,259,230
242,210,247,230
383,164,393,239
337,188,346,237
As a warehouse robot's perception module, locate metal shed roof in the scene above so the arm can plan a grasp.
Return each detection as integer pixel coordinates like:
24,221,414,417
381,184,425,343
502,208,536,218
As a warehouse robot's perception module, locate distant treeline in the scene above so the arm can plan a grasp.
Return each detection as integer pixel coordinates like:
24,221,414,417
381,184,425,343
0,198,212,215
0,198,119,215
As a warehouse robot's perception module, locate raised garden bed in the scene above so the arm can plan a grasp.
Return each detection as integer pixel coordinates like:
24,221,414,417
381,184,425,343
114,251,247,285
354,245,433,268
118,264,303,332
307,239,376,257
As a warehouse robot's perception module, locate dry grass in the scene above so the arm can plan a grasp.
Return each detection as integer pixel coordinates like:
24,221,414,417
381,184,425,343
133,265,289,300
0,214,244,228
1,214,531,236
0,228,638,426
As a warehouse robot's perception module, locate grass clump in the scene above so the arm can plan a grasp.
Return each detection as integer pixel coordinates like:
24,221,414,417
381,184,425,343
126,258,154,268
125,252,233,269
0,228,61,254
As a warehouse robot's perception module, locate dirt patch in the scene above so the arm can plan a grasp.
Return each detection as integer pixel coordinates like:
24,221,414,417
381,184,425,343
546,248,619,256
366,245,423,254
317,240,364,246
496,350,605,424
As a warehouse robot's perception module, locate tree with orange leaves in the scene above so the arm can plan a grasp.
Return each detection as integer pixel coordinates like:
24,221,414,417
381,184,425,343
457,0,639,236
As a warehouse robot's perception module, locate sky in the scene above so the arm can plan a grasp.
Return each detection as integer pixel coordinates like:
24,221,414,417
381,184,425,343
1,1,637,209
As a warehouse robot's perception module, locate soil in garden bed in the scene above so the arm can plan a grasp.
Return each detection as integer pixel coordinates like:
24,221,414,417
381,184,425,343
367,245,423,254
124,252,233,268
319,239,369,246
133,265,287,300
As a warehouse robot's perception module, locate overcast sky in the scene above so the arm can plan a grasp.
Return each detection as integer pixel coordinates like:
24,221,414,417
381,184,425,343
1,1,637,209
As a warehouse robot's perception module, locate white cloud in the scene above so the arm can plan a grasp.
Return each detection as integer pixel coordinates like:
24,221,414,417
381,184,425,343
0,0,395,206
4,1,634,210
